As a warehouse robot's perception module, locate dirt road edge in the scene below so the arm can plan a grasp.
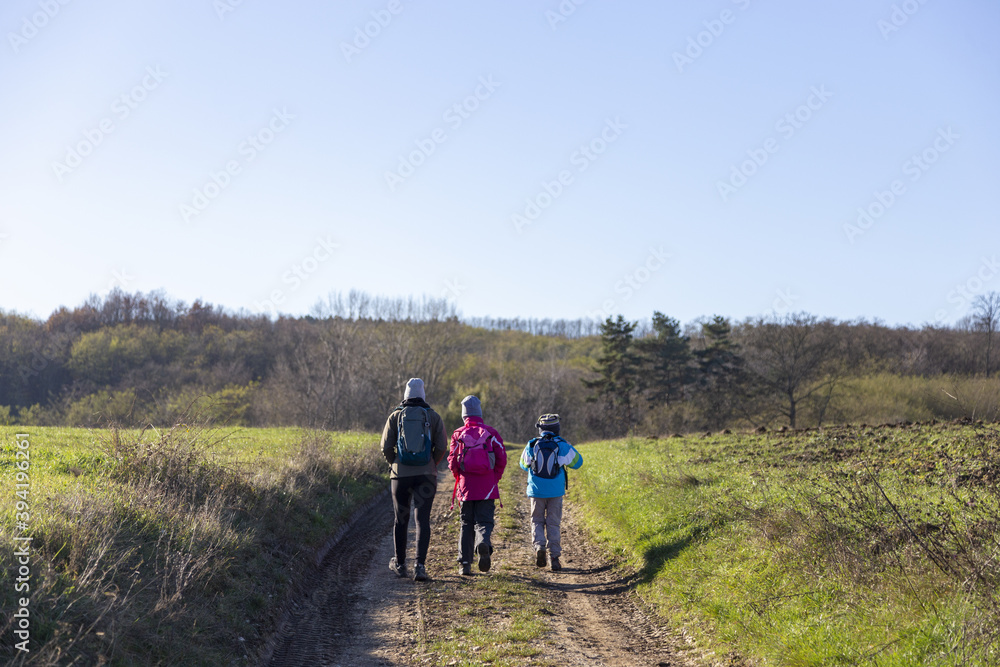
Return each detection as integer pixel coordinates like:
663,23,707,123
255,488,390,666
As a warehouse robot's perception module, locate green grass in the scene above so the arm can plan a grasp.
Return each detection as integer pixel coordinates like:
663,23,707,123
424,571,549,666
569,423,1000,666
0,425,387,666
9,422,998,665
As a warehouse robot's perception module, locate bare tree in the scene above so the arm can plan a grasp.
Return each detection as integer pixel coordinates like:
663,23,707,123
364,319,465,412
739,313,842,428
971,292,1000,376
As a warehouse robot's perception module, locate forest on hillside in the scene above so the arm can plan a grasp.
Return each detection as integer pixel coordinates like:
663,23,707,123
1,289,998,441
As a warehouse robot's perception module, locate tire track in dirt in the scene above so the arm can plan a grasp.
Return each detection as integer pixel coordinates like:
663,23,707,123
265,495,421,666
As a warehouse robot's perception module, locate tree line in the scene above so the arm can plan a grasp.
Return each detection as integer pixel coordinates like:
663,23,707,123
1,289,998,440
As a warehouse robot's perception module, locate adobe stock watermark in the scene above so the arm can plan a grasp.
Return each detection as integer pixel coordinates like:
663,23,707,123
214,0,248,21
673,0,752,74
716,85,833,203
512,117,627,234
933,255,999,324
7,0,72,54
13,432,32,654
253,235,339,316
99,268,135,298
843,126,958,244
441,276,466,302
770,287,799,315
878,0,931,40
340,0,405,63
179,108,294,223
384,75,501,192
51,66,168,183
586,246,671,320
545,0,588,31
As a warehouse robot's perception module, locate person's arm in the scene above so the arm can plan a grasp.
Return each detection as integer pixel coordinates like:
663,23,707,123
558,439,583,469
491,428,508,479
447,430,461,474
381,412,398,465
431,412,448,465
519,442,533,471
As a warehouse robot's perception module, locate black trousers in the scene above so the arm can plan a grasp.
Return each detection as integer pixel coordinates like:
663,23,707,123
459,499,495,564
391,475,436,565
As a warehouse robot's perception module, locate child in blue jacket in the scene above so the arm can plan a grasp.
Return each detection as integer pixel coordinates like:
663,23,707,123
519,413,583,572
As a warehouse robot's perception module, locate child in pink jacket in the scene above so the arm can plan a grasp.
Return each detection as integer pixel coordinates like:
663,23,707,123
448,395,507,575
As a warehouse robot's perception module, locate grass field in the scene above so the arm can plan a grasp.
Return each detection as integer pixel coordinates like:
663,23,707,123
569,421,1000,666
6,421,1000,666
0,425,387,666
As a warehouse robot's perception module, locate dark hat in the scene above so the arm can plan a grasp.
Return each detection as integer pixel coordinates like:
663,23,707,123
536,413,560,435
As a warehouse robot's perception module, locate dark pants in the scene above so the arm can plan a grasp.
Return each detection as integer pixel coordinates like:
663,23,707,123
458,499,495,564
391,475,436,565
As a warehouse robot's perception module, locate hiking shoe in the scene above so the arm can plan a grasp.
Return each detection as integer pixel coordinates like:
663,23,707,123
550,556,562,572
460,562,473,576
476,543,492,572
535,549,546,568
413,563,428,582
389,557,407,578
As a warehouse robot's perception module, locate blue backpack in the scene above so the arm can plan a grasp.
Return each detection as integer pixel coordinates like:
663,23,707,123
396,405,432,466
528,434,564,479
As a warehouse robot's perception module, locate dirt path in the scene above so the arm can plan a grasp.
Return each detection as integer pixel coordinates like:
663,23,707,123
264,469,694,667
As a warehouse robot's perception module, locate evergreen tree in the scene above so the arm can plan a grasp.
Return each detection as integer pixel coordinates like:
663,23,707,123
583,315,640,435
694,316,747,429
637,311,693,406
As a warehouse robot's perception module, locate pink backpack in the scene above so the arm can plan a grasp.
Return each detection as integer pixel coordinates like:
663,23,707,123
451,425,501,509
457,425,497,474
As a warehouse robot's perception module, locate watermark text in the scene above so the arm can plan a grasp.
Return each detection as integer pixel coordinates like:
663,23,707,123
253,236,339,316
586,246,670,320
673,0,752,73
878,0,931,40
340,0,404,63
51,66,168,182
844,127,957,244
512,117,626,233
13,433,32,653
180,108,294,222
8,0,73,54
717,85,833,202
385,75,501,192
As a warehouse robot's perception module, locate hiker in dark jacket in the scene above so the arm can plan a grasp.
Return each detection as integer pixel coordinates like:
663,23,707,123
380,378,447,582
448,395,507,576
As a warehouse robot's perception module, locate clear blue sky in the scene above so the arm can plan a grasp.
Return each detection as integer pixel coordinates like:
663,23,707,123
1,0,997,327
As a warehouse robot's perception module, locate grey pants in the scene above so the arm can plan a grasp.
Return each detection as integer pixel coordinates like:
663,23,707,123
530,496,564,557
